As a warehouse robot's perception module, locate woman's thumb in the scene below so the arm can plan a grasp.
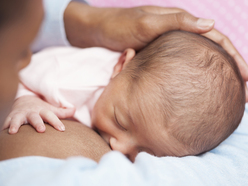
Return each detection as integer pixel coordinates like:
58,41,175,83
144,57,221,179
154,12,215,35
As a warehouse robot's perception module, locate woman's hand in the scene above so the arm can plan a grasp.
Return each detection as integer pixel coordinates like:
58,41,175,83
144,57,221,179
64,3,215,51
3,96,75,134
64,2,248,101
202,29,248,101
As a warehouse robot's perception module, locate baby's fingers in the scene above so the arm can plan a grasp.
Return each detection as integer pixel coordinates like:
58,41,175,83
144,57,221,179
8,113,27,134
27,112,46,133
40,109,65,132
53,107,75,119
2,116,11,130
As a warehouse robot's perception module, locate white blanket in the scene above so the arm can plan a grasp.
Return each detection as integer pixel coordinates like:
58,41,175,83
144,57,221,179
1,105,248,186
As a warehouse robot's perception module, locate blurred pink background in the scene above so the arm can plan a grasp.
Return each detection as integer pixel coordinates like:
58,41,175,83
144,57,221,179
87,0,248,64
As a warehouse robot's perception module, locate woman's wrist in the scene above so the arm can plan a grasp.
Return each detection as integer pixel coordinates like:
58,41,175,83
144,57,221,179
64,2,103,48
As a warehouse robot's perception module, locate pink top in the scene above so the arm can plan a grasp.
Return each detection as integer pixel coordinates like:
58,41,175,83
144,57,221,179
17,47,121,127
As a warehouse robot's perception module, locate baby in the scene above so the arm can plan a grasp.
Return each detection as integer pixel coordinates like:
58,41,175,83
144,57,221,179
4,31,245,162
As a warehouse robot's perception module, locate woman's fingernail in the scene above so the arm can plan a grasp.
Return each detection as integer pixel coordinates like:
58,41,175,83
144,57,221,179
197,18,215,29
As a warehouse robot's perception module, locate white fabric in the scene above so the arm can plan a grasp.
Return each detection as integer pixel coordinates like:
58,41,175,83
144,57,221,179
32,0,89,52
31,0,71,52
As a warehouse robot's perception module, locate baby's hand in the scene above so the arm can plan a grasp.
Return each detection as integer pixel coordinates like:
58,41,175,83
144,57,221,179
3,96,75,134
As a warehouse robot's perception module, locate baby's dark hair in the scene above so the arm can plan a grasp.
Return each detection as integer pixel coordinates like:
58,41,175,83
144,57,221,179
0,0,29,30
125,31,245,155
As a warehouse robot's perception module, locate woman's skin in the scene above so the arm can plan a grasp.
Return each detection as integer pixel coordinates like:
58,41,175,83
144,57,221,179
0,0,43,128
0,120,111,162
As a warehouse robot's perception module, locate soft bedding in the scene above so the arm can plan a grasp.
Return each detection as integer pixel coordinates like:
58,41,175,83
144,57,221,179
0,104,248,186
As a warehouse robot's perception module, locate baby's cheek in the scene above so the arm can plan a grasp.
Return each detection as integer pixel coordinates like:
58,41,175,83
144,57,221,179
91,109,105,131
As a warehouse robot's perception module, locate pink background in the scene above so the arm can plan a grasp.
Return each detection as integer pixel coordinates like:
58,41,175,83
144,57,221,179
87,0,248,63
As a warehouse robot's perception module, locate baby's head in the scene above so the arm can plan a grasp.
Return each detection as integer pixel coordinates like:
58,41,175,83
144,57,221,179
92,31,245,162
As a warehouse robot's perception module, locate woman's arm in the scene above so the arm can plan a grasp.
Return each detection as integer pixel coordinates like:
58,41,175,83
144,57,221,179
0,120,111,162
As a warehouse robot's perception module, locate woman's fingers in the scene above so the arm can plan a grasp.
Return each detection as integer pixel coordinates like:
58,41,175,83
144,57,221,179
148,12,215,37
140,6,185,15
245,84,248,103
202,29,248,81
202,28,248,102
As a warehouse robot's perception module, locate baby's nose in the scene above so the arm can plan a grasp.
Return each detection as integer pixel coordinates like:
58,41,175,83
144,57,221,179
110,137,138,162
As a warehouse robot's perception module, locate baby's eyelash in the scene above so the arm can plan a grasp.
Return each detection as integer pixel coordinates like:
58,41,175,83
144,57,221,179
114,109,126,131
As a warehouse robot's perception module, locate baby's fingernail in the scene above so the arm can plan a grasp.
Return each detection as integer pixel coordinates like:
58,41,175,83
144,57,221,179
60,125,65,131
37,125,45,131
9,127,16,134
197,18,215,29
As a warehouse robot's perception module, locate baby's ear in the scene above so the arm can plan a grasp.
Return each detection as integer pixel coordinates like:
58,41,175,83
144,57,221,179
111,48,135,79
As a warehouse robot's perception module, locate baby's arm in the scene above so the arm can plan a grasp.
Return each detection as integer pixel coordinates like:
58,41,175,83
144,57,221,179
3,95,75,134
